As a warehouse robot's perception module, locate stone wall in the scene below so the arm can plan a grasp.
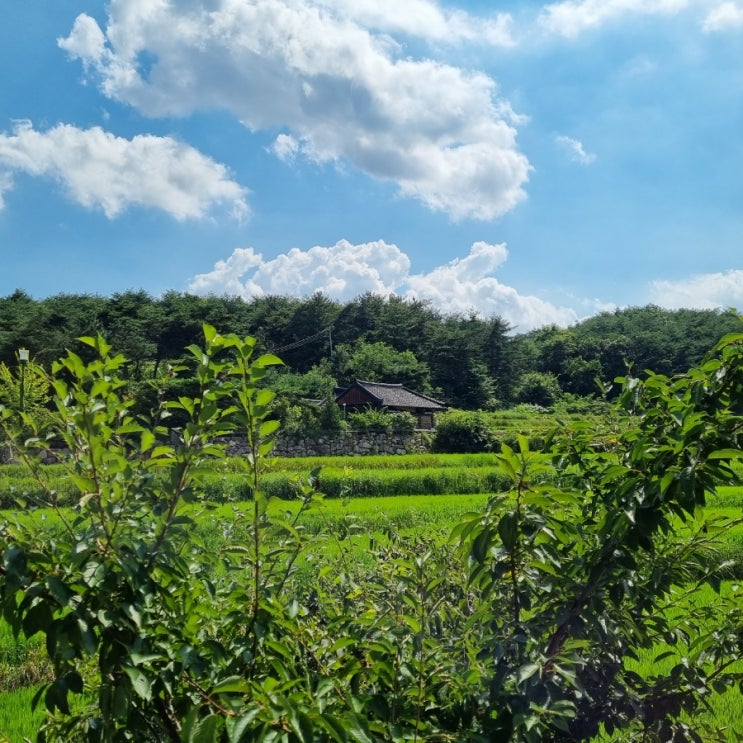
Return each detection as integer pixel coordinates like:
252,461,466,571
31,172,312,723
224,430,431,458
1,431,432,464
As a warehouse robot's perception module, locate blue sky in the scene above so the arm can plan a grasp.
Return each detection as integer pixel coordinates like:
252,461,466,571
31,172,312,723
1,0,741,332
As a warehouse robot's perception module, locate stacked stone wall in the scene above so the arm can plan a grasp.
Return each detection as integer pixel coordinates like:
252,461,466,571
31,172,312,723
1,431,431,464
225,430,430,458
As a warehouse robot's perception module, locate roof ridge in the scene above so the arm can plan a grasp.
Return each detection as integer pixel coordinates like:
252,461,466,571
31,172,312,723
354,379,446,407
356,379,403,388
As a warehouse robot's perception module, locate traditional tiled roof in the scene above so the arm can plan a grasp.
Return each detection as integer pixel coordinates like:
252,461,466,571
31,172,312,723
338,380,446,411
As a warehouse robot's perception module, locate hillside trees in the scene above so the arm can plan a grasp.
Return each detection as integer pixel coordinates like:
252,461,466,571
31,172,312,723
23,294,107,367
0,290,739,411
427,318,501,409
101,291,159,379
0,290,37,366
271,293,341,372
333,292,391,347
520,306,743,398
152,292,214,370
332,341,432,391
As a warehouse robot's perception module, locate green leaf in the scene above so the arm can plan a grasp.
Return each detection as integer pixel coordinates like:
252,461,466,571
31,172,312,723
706,573,722,594
45,576,74,607
345,715,374,743
190,714,223,743
498,512,519,551
130,652,163,666
123,666,152,701
140,429,156,452
318,715,348,743
258,419,280,438
225,711,261,743
203,324,218,345
212,675,251,694
471,527,492,563
22,599,53,636
45,679,71,715
65,670,84,694
708,449,743,460
254,354,283,368
516,663,540,684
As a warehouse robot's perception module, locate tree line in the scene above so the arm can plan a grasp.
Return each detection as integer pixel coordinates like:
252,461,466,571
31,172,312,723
0,288,739,411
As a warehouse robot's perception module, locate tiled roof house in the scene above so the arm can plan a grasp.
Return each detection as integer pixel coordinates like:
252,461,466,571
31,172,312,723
335,380,447,429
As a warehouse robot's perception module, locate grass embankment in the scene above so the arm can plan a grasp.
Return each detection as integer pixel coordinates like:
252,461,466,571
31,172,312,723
0,454,508,509
0,622,51,740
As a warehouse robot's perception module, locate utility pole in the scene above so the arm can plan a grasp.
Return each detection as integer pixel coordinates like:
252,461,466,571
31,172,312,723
18,348,29,412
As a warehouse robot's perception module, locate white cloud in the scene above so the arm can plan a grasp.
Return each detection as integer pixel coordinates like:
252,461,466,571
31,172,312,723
650,269,743,309
555,135,596,164
0,171,13,210
403,241,578,330
188,239,411,300
59,0,530,221
272,134,301,162
58,12,109,67
188,239,578,331
316,0,515,46
539,0,688,37
0,121,248,220
703,2,743,31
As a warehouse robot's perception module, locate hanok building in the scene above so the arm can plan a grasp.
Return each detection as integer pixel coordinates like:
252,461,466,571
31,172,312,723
335,380,447,430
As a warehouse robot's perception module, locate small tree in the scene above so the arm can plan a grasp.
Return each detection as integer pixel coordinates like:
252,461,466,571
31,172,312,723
431,410,498,453
0,357,50,414
334,341,431,391
513,370,563,408
0,356,52,449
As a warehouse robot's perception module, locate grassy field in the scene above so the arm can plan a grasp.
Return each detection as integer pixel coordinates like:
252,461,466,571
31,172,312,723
1,451,742,741
608,582,743,742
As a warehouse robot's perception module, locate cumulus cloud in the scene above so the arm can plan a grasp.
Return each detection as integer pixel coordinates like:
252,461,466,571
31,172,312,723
555,135,596,164
539,0,688,37
0,121,248,220
703,2,743,32
650,269,743,309
316,0,516,46
187,239,578,331
59,0,530,221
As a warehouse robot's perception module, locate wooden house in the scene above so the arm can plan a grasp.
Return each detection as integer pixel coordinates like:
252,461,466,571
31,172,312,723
335,380,447,429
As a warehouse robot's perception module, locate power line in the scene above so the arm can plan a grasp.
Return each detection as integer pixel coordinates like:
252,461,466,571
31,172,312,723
272,326,333,355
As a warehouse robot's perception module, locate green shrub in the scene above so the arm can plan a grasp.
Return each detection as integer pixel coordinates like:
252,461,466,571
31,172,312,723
347,406,415,433
274,395,347,437
513,370,563,407
430,410,498,453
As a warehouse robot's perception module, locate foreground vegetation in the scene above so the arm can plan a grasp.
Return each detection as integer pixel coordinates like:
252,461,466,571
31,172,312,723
2,496,743,741
1,326,742,741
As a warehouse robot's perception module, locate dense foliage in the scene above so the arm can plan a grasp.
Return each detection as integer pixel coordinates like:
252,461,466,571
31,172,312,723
431,410,499,453
0,289,739,411
1,326,742,741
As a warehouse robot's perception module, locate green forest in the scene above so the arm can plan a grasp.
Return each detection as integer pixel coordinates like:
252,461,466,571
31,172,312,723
0,289,739,415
